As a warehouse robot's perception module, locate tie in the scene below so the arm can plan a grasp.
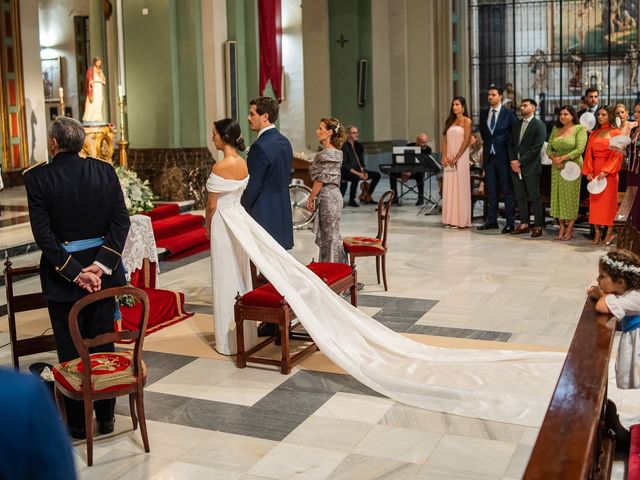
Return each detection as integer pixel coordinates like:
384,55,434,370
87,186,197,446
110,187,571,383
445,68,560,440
519,119,529,144
490,109,497,131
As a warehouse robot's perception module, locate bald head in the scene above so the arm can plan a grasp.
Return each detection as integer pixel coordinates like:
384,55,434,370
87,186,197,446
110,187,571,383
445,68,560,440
416,133,428,146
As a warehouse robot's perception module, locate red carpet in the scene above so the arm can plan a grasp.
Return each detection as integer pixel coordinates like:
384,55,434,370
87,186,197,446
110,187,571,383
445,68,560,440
144,204,209,259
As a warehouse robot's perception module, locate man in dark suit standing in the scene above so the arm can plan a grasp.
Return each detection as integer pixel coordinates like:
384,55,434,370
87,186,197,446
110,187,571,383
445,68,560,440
340,125,380,206
478,85,518,233
508,99,547,238
242,96,294,250
577,87,599,118
24,116,130,439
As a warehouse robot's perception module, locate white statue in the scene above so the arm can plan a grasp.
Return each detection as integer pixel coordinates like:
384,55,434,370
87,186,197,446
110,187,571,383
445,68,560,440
82,57,106,124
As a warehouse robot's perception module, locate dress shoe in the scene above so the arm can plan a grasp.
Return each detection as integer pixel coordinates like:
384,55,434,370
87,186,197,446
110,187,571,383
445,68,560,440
415,198,425,206
347,200,360,207
530,227,543,238
477,222,499,231
258,323,277,337
501,225,515,234
510,224,530,235
98,418,115,435
69,427,86,440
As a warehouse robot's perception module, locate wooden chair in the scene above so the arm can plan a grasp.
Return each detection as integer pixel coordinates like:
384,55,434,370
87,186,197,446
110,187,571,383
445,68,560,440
343,190,394,291
51,287,150,466
4,257,56,368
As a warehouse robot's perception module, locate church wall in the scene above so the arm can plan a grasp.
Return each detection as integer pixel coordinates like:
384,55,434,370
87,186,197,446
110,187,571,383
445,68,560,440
20,0,47,164
38,0,89,124
301,0,330,150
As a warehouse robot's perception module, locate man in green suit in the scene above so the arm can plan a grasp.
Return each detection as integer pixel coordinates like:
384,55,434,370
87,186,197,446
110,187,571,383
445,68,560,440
508,98,547,238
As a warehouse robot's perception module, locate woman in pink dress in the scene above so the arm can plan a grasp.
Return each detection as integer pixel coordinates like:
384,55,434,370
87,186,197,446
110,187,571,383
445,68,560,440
582,106,624,246
441,96,473,228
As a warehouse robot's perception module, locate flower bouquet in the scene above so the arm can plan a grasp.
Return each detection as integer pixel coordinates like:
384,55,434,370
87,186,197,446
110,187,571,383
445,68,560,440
115,166,155,215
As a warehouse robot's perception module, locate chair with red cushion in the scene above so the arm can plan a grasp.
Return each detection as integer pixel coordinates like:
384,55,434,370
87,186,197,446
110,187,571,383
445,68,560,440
343,190,394,291
52,287,151,466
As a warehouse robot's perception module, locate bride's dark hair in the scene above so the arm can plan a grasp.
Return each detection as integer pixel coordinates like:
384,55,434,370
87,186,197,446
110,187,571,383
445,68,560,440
214,118,246,151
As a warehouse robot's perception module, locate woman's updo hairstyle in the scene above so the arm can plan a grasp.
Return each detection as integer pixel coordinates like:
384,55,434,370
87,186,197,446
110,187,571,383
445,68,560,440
321,117,346,149
214,118,246,151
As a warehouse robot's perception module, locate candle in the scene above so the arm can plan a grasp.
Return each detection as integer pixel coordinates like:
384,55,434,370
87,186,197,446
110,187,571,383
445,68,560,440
118,84,125,99
58,87,64,101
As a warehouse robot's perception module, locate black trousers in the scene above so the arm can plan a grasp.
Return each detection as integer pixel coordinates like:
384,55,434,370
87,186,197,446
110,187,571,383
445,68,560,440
510,172,544,228
340,169,381,201
388,171,425,197
484,155,515,226
48,298,116,431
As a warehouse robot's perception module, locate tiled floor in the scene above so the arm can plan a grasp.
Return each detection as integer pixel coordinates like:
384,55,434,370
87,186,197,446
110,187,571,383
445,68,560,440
1,186,638,479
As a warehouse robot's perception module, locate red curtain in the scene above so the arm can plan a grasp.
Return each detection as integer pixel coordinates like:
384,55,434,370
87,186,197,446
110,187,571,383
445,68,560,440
258,0,282,101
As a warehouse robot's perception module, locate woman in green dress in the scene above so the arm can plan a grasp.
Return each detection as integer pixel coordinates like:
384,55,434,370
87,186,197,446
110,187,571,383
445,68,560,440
547,105,588,241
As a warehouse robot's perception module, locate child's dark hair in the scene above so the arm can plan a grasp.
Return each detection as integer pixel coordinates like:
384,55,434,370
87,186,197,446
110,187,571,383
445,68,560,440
599,249,640,290
213,118,246,151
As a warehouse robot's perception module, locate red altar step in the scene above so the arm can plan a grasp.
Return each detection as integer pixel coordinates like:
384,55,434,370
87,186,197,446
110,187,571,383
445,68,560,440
630,424,640,479
144,204,209,260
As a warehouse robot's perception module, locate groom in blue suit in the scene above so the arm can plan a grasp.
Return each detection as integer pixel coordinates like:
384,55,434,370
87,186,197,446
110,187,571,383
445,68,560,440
478,85,518,233
242,97,294,250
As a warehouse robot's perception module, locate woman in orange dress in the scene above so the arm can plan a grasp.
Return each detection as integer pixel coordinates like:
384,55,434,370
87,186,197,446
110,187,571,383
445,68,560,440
582,106,624,245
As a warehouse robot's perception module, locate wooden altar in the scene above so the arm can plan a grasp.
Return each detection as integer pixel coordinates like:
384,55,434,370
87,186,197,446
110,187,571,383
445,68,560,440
291,154,312,188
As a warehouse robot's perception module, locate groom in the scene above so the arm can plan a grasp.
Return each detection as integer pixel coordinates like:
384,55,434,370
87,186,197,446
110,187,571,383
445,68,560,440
242,96,294,250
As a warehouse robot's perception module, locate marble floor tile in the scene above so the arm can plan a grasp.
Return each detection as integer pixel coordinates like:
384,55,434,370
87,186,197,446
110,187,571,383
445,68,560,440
313,392,394,424
327,454,422,480
77,450,171,480
502,443,534,479
151,461,243,480
351,424,442,464
282,416,373,452
420,434,517,478
246,443,347,480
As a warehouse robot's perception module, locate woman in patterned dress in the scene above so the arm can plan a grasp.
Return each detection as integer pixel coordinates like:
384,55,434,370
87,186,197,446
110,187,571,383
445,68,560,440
582,106,624,246
547,106,588,241
306,118,348,263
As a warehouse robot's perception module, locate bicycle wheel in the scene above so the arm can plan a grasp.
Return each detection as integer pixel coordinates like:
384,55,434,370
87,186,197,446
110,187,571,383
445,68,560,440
289,184,315,229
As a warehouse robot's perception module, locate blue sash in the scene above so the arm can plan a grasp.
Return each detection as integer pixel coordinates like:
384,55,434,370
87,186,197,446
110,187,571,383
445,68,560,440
621,314,640,333
61,237,104,253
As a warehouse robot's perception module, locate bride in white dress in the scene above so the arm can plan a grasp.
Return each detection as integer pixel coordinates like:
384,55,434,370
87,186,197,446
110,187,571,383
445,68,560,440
206,119,564,427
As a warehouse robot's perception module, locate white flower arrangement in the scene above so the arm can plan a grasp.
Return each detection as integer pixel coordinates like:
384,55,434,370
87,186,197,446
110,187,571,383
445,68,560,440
115,166,155,215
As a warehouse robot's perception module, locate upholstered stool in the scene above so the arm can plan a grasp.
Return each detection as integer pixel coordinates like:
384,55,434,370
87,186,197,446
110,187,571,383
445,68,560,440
234,262,357,374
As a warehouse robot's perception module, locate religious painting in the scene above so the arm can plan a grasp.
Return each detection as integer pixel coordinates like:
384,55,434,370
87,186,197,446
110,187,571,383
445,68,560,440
552,0,637,57
224,41,238,120
41,57,62,102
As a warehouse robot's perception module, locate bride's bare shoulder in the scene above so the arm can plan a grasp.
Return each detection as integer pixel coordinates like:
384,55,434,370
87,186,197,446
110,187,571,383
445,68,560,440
212,155,249,180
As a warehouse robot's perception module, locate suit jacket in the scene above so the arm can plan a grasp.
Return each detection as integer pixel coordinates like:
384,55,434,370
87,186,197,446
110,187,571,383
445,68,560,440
24,152,130,303
341,140,365,174
241,128,294,250
0,369,77,480
508,117,547,177
479,106,518,164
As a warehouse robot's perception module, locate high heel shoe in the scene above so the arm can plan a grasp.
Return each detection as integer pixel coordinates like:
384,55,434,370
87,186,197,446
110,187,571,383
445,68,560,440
561,229,573,241
604,233,615,246
592,234,601,245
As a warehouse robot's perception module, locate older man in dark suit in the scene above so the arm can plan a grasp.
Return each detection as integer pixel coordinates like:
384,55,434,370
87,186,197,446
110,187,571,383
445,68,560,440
478,85,518,233
23,116,130,439
508,98,547,238
242,96,294,250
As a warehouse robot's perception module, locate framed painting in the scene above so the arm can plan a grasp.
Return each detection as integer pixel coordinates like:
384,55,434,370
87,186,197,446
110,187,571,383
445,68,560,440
41,57,62,102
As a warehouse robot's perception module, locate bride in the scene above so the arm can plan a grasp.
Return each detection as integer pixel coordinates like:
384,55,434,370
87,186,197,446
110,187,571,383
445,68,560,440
206,118,564,427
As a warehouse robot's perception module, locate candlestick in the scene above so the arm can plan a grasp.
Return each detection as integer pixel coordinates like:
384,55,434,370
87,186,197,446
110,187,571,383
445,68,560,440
58,87,64,102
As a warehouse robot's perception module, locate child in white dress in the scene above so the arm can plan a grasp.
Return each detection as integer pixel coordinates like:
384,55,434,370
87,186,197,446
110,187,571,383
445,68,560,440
588,249,640,388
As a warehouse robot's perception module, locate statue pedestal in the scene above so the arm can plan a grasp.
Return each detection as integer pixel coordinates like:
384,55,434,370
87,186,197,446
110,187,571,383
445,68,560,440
81,124,116,163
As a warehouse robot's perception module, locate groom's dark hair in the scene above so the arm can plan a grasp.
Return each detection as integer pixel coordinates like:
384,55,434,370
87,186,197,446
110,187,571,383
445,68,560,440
250,97,279,123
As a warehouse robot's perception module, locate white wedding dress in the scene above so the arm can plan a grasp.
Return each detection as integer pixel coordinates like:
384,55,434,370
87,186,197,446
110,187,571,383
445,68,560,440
207,173,565,427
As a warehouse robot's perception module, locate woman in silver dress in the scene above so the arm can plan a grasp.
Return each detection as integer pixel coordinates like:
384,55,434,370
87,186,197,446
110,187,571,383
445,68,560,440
306,118,348,263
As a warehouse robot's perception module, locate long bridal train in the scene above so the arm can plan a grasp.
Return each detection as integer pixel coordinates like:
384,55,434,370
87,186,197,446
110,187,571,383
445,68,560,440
207,173,564,427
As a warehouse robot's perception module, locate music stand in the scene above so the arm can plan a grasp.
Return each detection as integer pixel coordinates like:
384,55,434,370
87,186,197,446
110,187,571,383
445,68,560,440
391,147,423,206
416,152,442,215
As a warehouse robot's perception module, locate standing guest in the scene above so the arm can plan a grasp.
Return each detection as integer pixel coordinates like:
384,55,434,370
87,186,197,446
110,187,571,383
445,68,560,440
547,105,588,241
23,116,130,439
242,96,294,249
388,133,432,206
628,104,640,176
340,125,380,206
306,118,348,263
478,85,518,233
508,98,547,237
615,103,637,137
582,106,624,246
441,96,472,228
469,132,485,196
578,87,600,117
0,369,77,480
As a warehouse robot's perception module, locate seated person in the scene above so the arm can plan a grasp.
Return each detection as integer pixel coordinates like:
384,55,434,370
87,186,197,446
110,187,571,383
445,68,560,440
389,133,432,205
340,125,380,206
